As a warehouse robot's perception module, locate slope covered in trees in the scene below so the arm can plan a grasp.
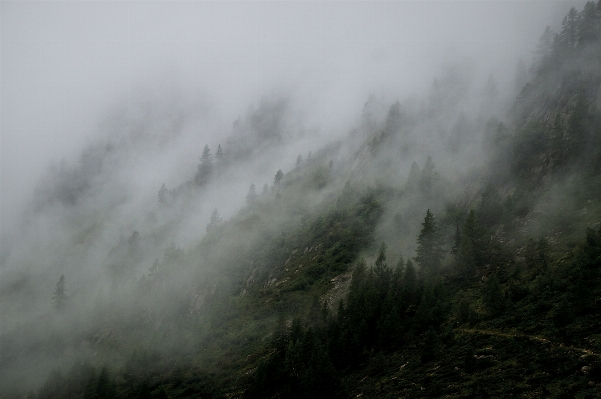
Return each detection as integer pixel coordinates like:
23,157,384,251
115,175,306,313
2,3,601,398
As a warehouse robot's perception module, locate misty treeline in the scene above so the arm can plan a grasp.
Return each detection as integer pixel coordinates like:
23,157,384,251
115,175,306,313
2,2,601,398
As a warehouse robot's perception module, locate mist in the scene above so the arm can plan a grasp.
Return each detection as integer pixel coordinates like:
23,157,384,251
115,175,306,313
0,0,592,395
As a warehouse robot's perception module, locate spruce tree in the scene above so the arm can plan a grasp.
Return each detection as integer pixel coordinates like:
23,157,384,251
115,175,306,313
52,275,67,311
158,183,169,206
295,154,303,170
415,209,444,277
196,145,213,185
246,183,257,205
274,169,284,185
482,274,505,315
419,155,438,196
206,209,222,233
406,161,421,190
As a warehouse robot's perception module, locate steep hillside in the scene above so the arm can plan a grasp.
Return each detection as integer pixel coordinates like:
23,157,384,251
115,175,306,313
2,3,601,399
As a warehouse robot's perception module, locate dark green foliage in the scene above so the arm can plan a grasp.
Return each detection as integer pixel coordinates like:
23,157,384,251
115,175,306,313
511,120,547,178
250,319,341,399
15,6,601,399
415,209,444,277
478,184,503,228
482,274,505,315
524,237,550,274
454,209,496,279
455,294,472,325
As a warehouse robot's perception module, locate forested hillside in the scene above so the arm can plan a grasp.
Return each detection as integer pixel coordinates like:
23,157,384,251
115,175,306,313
1,2,601,398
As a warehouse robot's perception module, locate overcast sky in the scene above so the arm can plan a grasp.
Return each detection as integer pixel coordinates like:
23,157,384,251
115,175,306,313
0,1,587,240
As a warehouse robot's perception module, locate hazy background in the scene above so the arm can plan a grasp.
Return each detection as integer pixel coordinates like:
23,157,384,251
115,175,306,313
0,0,586,254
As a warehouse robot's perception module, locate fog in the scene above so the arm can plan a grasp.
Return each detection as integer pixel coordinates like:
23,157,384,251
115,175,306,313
0,0,590,394
2,1,583,236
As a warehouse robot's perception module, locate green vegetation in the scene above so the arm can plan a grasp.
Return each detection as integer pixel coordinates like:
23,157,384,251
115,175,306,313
3,3,601,398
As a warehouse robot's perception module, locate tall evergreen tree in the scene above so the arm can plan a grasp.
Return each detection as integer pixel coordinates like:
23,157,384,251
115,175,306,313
246,183,257,205
482,274,505,315
196,145,213,185
407,161,421,190
451,225,462,256
419,155,438,197
52,274,67,311
384,100,402,136
456,210,480,278
206,209,223,233
415,210,444,277
479,183,503,228
559,7,580,48
578,1,600,44
532,26,554,71
274,169,284,185
158,183,169,206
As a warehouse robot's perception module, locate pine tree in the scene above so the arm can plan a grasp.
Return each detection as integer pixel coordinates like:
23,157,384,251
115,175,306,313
415,210,444,277
274,169,284,185
246,183,257,205
158,183,169,206
196,145,213,185
52,275,67,311
559,7,580,48
384,100,402,135
374,241,387,270
456,210,478,278
482,274,505,315
479,183,503,228
295,154,303,170
532,26,554,71
206,209,223,233
407,161,421,190
578,2,599,44
216,144,224,160
403,259,417,298
419,156,438,197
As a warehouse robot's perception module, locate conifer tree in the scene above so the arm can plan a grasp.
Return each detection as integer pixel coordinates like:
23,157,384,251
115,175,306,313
419,156,438,196
274,169,284,185
415,210,444,277
479,183,503,228
196,145,213,185
559,7,580,48
52,274,67,311
206,209,223,233
374,242,387,271
407,161,421,190
482,274,505,315
403,259,417,301
532,26,554,72
578,1,600,44
246,183,257,205
158,183,169,206
451,225,461,256
384,100,402,135
456,210,478,277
